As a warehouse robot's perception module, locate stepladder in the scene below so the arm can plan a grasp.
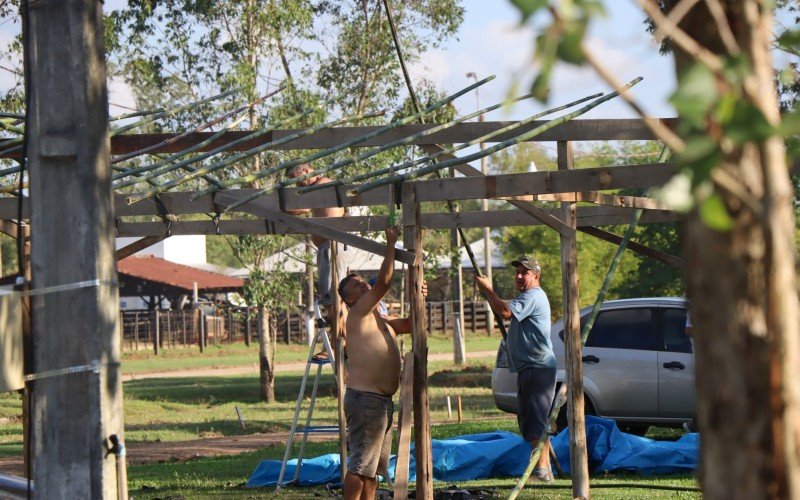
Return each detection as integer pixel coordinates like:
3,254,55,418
276,302,342,492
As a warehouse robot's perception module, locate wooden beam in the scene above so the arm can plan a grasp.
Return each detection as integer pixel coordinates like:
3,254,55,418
404,183,433,499
504,191,669,210
213,191,416,265
115,235,166,261
578,226,684,268
558,142,589,498
112,207,680,237
0,163,676,219
26,0,124,496
330,242,348,485
0,220,21,238
393,352,415,499
87,119,677,157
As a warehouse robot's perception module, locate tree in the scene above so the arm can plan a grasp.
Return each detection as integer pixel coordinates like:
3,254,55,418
235,234,305,402
510,1,800,497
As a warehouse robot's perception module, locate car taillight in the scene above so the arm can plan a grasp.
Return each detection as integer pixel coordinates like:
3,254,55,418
496,340,508,369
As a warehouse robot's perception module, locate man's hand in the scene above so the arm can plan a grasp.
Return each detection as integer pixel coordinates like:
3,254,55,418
421,280,428,300
475,274,492,292
386,226,399,245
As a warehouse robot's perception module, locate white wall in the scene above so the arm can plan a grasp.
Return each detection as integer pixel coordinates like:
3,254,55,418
116,235,207,265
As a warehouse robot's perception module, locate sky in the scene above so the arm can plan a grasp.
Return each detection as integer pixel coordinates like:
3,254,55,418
407,1,677,121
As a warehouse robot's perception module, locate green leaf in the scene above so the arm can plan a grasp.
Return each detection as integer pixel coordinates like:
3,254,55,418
777,111,800,137
556,22,586,64
670,63,718,124
530,70,551,102
776,29,800,56
509,0,549,21
725,102,775,144
679,136,722,187
699,192,734,231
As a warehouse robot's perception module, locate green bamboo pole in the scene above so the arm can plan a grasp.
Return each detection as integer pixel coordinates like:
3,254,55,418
196,75,497,209
506,145,670,500
112,86,284,164
337,92,605,191
350,78,641,197
109,88,239,137
125,111,375,205
0,164,22,177
294,91,555,195
113,95,333,188
0,120,24,135
0,113,23,120
112,112,250,188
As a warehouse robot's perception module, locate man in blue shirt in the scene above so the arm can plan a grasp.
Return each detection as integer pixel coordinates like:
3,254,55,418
476,256,556,482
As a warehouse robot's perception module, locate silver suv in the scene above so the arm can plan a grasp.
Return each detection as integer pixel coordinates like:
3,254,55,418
491,297,694,435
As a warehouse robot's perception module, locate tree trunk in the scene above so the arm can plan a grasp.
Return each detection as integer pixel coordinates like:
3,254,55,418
675,2,800,498
258,305,275,403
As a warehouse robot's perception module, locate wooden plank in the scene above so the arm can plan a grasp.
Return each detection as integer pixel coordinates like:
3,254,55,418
214,191,416,265
393,352,415,499
503,191,669,210
331,242,348,484
112,207,679,237
0,163,674,219
578,226,684,268
91,119,678,156
27,0,124,496
115,235,166,261
558,142,589,499
405,186,433,500
411,162,677,204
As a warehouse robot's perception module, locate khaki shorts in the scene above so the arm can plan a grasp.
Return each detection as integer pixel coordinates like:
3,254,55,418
344,388,394,478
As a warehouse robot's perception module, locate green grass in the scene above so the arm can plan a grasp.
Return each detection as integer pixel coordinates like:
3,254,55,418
120,330,501,375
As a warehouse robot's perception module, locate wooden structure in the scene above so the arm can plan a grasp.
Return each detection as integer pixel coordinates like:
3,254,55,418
8,4,685,496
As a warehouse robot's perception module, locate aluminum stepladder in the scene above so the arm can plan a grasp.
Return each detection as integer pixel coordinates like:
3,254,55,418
276,301,342,492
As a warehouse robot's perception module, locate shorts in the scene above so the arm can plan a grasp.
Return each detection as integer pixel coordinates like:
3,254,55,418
516,366,557,443
344,388,394,478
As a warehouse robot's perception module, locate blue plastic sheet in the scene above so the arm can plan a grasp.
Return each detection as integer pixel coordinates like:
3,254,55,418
247,418,699,488
551,415,699,475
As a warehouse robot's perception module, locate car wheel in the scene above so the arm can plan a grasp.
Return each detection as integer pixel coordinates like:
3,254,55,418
555,390,595,432
618,424,650,436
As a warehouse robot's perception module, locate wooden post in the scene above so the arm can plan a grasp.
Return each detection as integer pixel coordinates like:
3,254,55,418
245,307,251,347
25,0,125,495
305,235,315,346
393,352,415,499
154,310,160,355
558,141,589,498
330,242,348,484
403,182,433,499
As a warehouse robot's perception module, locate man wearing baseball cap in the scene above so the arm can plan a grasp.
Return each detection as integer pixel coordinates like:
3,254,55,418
475,256,556,482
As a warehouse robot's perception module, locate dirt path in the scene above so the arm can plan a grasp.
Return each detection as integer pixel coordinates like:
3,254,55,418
121,349,497,381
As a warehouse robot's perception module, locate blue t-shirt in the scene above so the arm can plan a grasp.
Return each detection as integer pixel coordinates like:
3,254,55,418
507,287,555,372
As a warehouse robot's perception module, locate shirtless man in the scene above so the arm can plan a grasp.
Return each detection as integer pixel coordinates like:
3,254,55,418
286,163,345,306
336,226,425,500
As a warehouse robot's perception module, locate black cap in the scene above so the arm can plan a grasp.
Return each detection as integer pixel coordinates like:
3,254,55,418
510,256,541,272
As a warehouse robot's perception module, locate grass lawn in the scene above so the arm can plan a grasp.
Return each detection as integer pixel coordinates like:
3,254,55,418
119,330,501,375
0,354,700,498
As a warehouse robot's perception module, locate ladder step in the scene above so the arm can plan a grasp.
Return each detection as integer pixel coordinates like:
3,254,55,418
296,425,340,433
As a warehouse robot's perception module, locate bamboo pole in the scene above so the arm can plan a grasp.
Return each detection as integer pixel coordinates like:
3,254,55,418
187,107,387,202
127,111,377,205
348,79,642,197
109,88,239,137
295,92,542,195
203,76,496,211
112,86,284,164
112,113,250,188
338,92,603,191
506,146,670,500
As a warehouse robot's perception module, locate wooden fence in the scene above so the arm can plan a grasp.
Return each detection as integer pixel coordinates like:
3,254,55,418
120,301,493,352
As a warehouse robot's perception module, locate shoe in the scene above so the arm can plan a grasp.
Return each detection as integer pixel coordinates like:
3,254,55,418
530,467,553,483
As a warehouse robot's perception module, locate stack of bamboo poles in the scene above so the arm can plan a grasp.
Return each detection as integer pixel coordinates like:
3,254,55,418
0,77,642,209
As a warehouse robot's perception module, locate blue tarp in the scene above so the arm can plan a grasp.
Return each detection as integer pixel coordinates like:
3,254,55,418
247,417,699,488
552,415,699,476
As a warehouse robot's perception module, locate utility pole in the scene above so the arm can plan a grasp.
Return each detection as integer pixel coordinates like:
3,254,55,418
25,0,125,498
467,72,493,336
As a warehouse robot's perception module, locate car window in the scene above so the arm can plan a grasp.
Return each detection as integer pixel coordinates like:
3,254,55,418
661,308,693,353
584,308,656,350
